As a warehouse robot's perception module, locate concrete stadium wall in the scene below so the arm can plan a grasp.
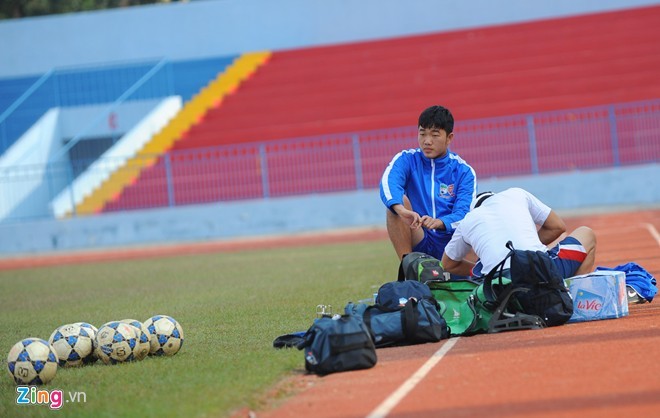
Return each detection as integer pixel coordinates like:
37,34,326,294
1,0,658,78
0,163,657,256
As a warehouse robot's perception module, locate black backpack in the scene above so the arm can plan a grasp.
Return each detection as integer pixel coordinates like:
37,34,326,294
296,314,377,375
398,252,449,283
483,241,574,327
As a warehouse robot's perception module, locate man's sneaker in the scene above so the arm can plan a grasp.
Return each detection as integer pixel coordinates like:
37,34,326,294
627,285,647,304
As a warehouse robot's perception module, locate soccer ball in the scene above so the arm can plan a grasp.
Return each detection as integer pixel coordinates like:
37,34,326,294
48,324,93,368
6,338,58,385
94,321,139,364
72,322,99,364
73,322,98,340
120,319,151,361
144,315,184,356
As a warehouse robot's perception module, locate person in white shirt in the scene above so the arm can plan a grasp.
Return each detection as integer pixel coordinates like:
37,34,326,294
441,188,596,278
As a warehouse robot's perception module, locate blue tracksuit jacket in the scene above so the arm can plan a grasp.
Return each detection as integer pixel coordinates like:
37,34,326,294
380,148,476,235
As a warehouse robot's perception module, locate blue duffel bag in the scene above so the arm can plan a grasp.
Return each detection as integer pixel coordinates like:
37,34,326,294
296,314,377,375
345,280,449,348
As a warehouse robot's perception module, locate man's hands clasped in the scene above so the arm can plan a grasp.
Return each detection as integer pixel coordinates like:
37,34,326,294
395,206,445,231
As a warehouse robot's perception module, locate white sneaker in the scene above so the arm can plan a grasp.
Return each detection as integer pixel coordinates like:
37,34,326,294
626,285,646,304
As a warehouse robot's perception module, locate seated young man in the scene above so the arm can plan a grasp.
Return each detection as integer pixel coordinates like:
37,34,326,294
379,105,476,261
441,188,597,278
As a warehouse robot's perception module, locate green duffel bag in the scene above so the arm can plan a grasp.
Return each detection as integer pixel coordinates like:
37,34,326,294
427,279,487,336
427,277,544,336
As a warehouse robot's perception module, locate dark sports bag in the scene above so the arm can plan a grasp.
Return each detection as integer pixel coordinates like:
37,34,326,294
398,252,449,283
375,279,437,309
483,241,574,327
296,314,376,375
345,297,449,348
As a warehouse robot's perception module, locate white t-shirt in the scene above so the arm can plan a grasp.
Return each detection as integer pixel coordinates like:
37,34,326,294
444,187,552,273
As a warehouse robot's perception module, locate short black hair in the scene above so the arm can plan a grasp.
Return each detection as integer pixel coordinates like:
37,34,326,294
418,105,454,134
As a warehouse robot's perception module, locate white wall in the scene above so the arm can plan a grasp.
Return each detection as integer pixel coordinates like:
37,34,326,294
57,98,167,139
0,0,658,78
0,109,62,220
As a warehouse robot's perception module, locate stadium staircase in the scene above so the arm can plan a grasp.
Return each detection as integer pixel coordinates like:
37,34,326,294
71,52,271,216
103,5,660,212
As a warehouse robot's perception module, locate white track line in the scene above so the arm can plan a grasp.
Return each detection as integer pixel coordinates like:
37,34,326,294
365,337,460,418
643,223,660,247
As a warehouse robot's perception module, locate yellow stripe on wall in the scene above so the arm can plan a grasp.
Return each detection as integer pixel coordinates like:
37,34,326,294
70,51,272,217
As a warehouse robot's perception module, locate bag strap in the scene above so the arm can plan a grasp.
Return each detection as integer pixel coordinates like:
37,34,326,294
482,240,516,309
424,294,441,311
526,251,538,283
364,299,422,345
402,299,420,340
362,306,375,341
490,241,515,282
397,255,407,281
296,329,315,350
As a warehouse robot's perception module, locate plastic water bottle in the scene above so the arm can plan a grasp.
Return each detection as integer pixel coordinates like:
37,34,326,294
357,285,379,305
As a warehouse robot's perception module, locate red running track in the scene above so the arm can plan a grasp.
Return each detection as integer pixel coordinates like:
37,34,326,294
246,209,660,418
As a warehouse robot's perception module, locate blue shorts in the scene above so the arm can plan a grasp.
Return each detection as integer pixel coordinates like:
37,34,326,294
548,236,587,278
412,230,451,261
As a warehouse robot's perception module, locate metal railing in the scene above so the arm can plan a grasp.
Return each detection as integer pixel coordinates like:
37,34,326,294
0,59,174,156
0,99,658,223
93,99,660,213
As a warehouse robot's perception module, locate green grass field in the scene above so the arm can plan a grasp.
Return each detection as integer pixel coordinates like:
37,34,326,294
0,239,396,418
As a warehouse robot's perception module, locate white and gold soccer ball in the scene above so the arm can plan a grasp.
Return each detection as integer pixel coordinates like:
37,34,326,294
144,315,184,356
119,319,151,361
48,323,94,368
6,338,58,385
72,322,99,364
94,321,139,364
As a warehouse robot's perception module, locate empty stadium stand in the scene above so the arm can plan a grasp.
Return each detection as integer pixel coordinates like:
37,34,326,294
97,6,660,213
77,52,270,215
175,5,660,148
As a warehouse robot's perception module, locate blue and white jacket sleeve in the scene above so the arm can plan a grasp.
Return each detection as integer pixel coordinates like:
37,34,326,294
379,151,409,213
